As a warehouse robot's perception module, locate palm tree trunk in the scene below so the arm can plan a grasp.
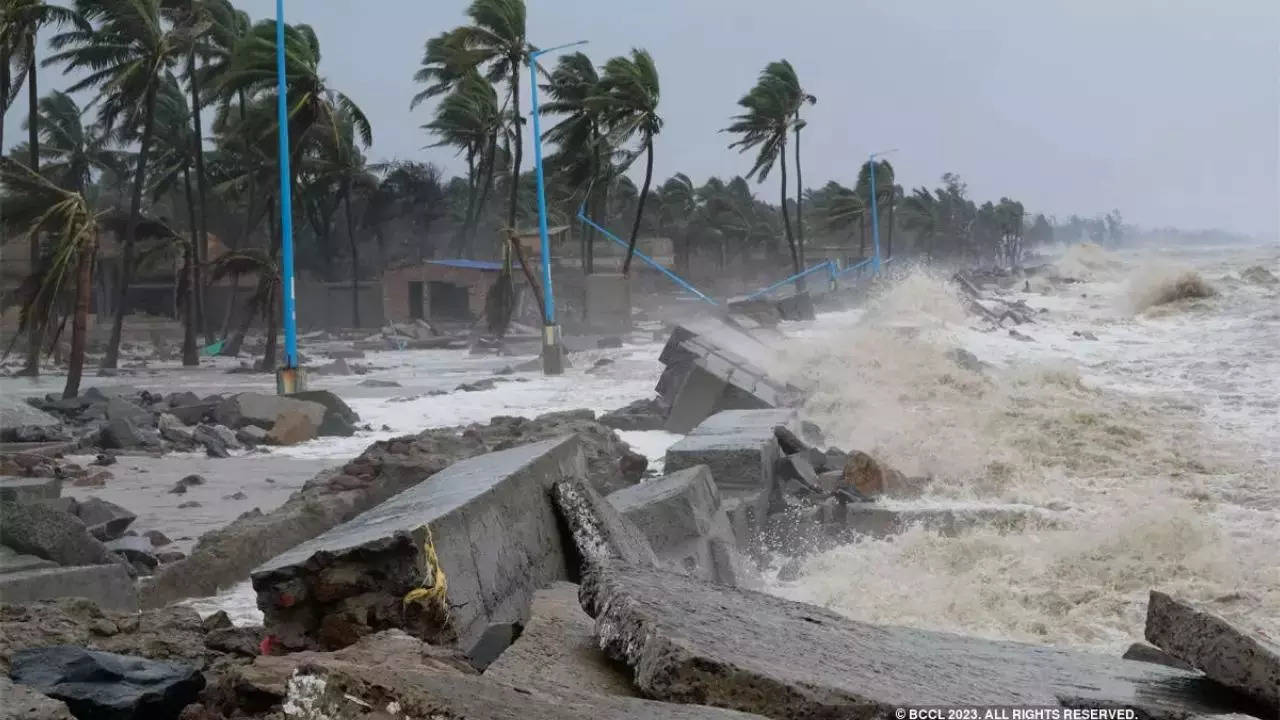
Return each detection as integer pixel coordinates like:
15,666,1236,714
622,136,654,276
187,45,213,344
103,82,160,369
64,239,97,399
343,186,361,327
859,216,866,258
506,71,522,229
778,139,800,279
21,50,40,377
261,199,282,370
794,114,806,270
180,165,200,366
474,132,498,259
887,195,895,259
451,146,478,257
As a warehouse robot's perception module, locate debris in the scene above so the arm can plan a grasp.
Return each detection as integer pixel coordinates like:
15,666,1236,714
105,535,159,569
358,378,401,388
599,397,669,431
0,674,74,719
74,498,137,541
0,501,114,567
0,477,61,504
0,565,137,611
1122,642,1194,671
10,646,204,720
213,393,326,431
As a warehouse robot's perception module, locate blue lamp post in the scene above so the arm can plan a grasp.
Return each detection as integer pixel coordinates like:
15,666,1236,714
867,147,898,275
529,40,586,376
274,0,302,393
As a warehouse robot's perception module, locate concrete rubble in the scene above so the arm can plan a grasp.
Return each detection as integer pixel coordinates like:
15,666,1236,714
250,436,598,651
1144,590,1279,712
580,562,1262,720
10,646,204,720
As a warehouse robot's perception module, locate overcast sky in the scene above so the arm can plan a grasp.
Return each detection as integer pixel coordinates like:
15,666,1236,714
5,0,1278,236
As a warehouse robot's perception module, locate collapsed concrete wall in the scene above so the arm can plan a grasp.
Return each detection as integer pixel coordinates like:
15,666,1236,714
251,436,588,652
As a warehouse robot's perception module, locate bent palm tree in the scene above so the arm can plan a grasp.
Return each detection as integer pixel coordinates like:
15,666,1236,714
424,69,501,257
46,0,183,369
590,48,661,276
540,51,605,272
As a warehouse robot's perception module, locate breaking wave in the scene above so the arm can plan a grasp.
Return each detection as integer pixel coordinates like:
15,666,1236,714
1126,266,1216,313
773,266,1279,652
1048,242,1125,281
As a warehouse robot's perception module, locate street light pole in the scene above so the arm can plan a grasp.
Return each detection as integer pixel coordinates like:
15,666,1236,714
868,147,898,275
274,0,302,393
529,40,586,376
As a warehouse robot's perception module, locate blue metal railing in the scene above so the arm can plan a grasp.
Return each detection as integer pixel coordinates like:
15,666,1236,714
743,261,837,301
576,209,718,305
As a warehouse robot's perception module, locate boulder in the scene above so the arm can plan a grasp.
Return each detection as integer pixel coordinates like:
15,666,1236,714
166,392,201,409
234,425,268,445
0,674,74,719
250,436,590,651
156,414,193,444
82,386,141,404
599,397,669,431
0,502,114,567
581,563,1256,719
0,396,62,440
9,646,204,720
1123,642,1194,671
100,417,160,451
0,545,58,574
104,397,153,427
840,450,922,498
264,410,317,446
74,498,137,541
212,393,325,431
1144,590,1279,710
484,581,637,697
665,410,791,496
190,425,228,458
165,404,213,426
286,390,359,437
142,530,171,547
105,536,159,569
207,424,241,450
0,565,138,611
0,477,62,505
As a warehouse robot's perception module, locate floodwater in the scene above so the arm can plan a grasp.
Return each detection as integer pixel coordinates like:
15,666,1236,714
3,240,1275,653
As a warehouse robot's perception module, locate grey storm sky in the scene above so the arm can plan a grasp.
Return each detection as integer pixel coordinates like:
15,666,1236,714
5,0,1278,236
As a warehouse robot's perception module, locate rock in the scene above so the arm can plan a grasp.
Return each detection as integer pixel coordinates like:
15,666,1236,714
264,410,317,446
74,498,137,541
1073,330,1100,341
234,425,267,445
142,530,171,547
287,390,359,438
357,378,400,388
0,477,62,505
607,465,741,586
1123,642,1194,671
0,396,62,440
165,403,213,426
484,581,636,697
176,501,200,509
946,347,985,373
144,409,644,609
212,392,325,431
91,454,116,467
666,410,792,495
100,417,160,451
840,450,919,498
190,425,228,458
10,646,204,720
166,392,201,408
208,424,241,449
0,674,75,719
772,425,807,455
222,491,247,500
0,545,58,574
581,562,1255,719
657,318,800,433
0,565,137,612
168,475,204,494
457,378,498,392
105,535,159,569
551,476,657,574
203,626,260,657
104,397,153,427
201,611,232,632
70,472,109,488
310,357,353,376
0,502,114,567
1144,590,1280,710
156,551,185,563
250,436,592,652
156,414,194,444
1008,328,1035,341
599,397,669,431
774,453,825,501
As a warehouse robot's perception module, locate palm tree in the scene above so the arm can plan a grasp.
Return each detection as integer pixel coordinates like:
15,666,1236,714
1,0,87,376
18,90,119,193
655,172,696,274
899,187,941,259
147,73,203,365
815,180,864,252
725,62,802,277
540,51,605,272
46,0,184,369
209,248,278,368
855,159,895,261
773,61,816,270
590,48,661,276
423,69,500,257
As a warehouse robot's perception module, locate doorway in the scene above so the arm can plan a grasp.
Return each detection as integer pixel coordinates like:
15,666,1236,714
408,281,424,320
428,281,470,321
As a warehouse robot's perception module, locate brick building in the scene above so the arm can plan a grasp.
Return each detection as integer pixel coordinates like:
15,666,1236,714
381,259,513,324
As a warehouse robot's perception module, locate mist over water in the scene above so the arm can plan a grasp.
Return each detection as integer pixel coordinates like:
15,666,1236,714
771,240,1280,653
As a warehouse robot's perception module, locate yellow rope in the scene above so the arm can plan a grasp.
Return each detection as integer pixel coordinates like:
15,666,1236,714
402,526,448,621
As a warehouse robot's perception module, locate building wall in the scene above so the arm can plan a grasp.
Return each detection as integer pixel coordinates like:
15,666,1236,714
382,264,496,324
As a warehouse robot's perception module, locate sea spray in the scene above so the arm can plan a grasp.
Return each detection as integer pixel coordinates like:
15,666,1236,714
1126,264,1216,313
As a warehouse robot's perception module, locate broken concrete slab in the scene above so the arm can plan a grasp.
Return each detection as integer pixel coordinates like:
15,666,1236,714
665,412,785,496
251,436,586,652
212,392,325,431
484,581,636,697
0,476,61,504
0,544,57,574
608,466,722,553
0,564,138,611
657,318,801,433
0,396,62,434
1,673,76,718
105,535,159,569
1124,642,1195,671
551,477,657,573
1145,590,1280,710
581,562,1257,720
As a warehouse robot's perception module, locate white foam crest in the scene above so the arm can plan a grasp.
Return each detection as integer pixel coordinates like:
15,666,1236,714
1124,263,1216,314
1048,242,1127,281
